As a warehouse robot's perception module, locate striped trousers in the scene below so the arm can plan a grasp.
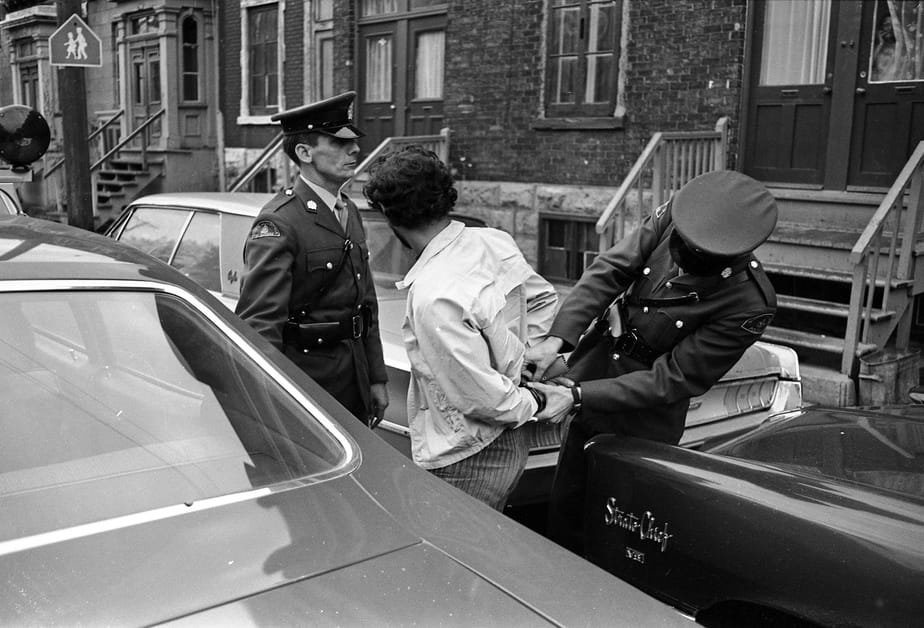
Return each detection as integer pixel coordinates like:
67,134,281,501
429,426,530,511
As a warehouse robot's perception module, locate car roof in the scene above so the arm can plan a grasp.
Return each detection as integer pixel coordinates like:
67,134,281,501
0,215,191,285
127,192,274,218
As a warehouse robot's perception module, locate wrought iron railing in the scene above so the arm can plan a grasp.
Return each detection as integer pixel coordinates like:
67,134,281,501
595,118,728,251
842,141,924,374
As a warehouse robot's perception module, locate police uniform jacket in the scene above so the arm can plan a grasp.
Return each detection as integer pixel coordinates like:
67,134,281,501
236,178,387,416
550,202,776,445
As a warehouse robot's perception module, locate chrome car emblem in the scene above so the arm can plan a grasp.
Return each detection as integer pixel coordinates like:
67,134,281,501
604,498,673,552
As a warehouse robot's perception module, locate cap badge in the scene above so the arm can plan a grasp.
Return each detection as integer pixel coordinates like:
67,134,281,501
721,267,732,279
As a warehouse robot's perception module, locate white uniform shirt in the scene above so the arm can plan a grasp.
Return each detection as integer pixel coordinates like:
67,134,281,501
396,221,558,469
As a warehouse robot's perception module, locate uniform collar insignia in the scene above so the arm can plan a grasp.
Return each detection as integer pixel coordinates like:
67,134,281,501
306,199,318,210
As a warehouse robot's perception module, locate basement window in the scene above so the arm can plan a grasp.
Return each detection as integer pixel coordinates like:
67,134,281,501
538,215,598,282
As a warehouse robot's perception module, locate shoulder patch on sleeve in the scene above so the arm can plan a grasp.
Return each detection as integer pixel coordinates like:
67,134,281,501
741,313,773,335
250,220,281,239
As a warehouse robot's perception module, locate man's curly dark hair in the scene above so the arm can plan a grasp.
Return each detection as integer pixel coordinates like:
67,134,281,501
363,146,458,229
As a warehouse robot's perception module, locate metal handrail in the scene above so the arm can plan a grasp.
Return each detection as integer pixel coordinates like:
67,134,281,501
45,109,125,177
842,141,924,373
228,131,284,192
595,117,728,251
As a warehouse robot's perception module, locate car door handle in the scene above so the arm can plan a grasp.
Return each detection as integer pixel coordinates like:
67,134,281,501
856,87,867,95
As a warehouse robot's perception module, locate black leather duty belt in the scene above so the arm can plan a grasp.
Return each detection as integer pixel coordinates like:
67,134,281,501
283,313,366,350
610,328,662,367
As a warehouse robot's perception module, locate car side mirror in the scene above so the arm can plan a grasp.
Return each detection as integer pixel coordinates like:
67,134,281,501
908,385,924,404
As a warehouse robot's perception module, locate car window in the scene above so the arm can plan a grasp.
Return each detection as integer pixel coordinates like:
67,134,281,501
173,211,220,291
116,206,192,263
718,412,924,500
362,211,416,280
361,211,487,281
0,186,20,215
0,290,347,541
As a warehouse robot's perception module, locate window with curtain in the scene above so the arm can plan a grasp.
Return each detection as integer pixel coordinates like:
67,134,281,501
181,16,200,102
870,0,924,82
759,0,831,85
365,36,393,102
247,3,279,115
545,0,621,117
415,30,444,99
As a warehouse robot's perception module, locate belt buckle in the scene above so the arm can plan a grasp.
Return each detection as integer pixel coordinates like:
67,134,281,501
352,314,363,339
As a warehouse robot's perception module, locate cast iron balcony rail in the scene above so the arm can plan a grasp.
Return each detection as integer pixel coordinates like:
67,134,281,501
595,117,729,251
843,141,924,374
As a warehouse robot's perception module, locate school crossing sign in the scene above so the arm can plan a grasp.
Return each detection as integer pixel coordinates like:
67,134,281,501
49,14,102,68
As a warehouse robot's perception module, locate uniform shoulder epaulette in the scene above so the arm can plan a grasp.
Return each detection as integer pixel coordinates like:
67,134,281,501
746,258,777,308
653,200,671,224
265,188,298,214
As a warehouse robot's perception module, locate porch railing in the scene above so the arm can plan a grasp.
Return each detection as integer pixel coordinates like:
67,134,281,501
228,131,284,192
227,127,451,195
92,108,165,172
45,109,124,178
352,127,451,181
842,141,924,374
596,117,728,251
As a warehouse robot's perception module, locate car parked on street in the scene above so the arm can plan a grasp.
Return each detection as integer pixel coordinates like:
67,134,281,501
582,402,924,627
105,192,803,506
0,214,688,625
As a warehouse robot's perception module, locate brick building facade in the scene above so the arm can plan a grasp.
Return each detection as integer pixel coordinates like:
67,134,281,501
219,0,748,269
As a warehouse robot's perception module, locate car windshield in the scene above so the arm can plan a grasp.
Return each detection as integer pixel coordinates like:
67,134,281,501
0,289,346,541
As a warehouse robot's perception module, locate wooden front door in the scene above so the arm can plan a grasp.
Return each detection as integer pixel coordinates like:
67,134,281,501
743,0,838,187
357,8,446,155
744,0,924,191
848,0,924,188
128,42,163,148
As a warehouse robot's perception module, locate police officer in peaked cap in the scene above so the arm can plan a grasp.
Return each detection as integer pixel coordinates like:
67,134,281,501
525,170,778,555
236,91,389,427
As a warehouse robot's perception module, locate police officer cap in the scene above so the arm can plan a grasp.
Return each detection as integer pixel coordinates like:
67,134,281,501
271,91,364,139
671,170,778,257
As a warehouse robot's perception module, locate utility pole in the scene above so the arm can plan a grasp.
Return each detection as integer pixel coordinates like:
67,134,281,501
55,0,93,230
